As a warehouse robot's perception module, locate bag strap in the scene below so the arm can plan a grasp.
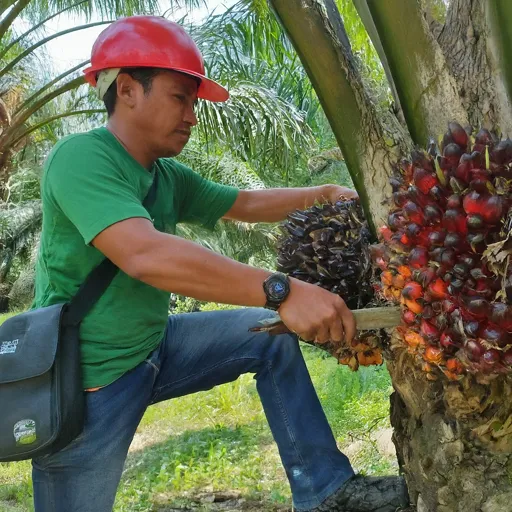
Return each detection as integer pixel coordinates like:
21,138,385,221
64,171,159,326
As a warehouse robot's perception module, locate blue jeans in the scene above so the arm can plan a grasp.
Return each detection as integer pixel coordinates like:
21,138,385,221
32,308,354,511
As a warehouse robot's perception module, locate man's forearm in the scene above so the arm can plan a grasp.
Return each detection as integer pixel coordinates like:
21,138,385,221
224,185,337,223
129,230,272,306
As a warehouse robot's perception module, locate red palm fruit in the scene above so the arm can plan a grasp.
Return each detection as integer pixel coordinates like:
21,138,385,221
422,361,434,374
463,190,488,215
403,201,425,224
428,278,449,300
392,274,406,289
397,265,412,279
464,296,490,319
481,325,509,348
381,270,393,286
404,330,425,349
482,348,501,366
393,190,409,207
442,299,456,313
428,230,446,247
421,319,440,341
400,233,410,246
387,212,406,231
448,122,469,148
446,358,464,375
402,281,423,301
379,225,393,242
443,209,467,234
503,350,512,367
465,339,485,362
424,205,442,225
408,247,428,269
443,143,464,167
402,310,416,325
403,298,423,314
472,279,493,299
425,345,444,365
490,302,512,332
369,243,388,260
416,228,433,247
413,167,438,194
481,195,505,224
469,151,484,169
447,194,462,209
466,214,484,230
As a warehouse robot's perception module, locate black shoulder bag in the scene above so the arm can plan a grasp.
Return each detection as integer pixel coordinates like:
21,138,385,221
0,172,159,462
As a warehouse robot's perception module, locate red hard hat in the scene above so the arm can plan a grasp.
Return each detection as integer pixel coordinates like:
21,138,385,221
83,16,229,102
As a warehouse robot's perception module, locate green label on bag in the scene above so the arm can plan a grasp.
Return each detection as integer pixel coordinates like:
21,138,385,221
14,419,37,446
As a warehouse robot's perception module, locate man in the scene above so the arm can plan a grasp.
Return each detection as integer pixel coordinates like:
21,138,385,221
31,16,409,512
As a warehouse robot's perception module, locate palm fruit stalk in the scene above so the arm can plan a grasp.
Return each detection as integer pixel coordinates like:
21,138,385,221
277,199,383,370
374,122,512,381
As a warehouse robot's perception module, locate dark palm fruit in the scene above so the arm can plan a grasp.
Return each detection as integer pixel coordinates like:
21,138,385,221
467,233,486,253
503,350,512,367
482,195,504,224
428,230,446,246
393,190,409,207
430,247,445,263
440,249,457,269
448,122,469,148
388,212,405,231
443,143,464,167
406,223,421,238
467,214,484,230
490,139,512,165
464,296,490,319
278,200,373,311
447,194,462,209
465,339,485,361
482,349,501,366
448,279,464,295
407,185,429,207
424,205,442,225
455,158,471,183
475,128,494,148
470,179,490,193
443,209,467,234
409,247,428,268
422,305,435,319
442,299,457,313
444,233,463,249
404,201,425,224
490,303,512,332
481,325,509,348
453,262,469,277
389,176,404,192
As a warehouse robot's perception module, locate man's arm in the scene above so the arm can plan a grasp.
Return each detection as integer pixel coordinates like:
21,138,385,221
92,217,356,344
223,184,358,223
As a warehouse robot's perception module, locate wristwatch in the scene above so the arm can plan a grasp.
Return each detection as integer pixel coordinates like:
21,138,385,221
263,272,291,311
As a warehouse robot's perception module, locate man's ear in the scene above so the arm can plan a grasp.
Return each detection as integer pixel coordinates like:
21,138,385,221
115,74,140,109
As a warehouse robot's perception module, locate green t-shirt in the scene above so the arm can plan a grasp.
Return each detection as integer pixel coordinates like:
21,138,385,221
33,127,238,389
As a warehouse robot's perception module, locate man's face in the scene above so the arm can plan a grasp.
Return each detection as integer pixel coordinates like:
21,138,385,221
129,71,199,158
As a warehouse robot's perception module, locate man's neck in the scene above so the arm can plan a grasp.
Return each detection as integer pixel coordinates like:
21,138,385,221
106,119,155,170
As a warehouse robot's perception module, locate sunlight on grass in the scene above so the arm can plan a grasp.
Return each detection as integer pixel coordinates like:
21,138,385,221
0,343,395,512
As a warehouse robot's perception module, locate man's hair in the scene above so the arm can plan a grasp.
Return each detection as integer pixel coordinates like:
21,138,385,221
103,67,162,117
102,68,201,117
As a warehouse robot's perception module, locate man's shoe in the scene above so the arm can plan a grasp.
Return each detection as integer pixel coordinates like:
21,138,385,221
310,474,410,512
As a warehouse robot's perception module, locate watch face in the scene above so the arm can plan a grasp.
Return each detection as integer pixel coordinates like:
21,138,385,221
268,278,288,300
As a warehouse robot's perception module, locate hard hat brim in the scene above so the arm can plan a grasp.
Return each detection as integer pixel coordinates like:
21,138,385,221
83,66,229,103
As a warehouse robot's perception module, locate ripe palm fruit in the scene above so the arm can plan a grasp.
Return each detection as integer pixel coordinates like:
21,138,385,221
277,200,382,370
374,122,512,380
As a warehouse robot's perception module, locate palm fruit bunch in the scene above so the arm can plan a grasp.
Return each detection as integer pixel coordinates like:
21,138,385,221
277,199,382,370
373,122,512,381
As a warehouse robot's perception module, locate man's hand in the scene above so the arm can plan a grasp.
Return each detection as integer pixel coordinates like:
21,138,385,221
278,278,356,345
325,184,359,202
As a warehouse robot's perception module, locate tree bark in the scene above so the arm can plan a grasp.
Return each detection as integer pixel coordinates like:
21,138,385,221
367,0,468,146
437,0,512,136
269,0,411,233
387,341,512,512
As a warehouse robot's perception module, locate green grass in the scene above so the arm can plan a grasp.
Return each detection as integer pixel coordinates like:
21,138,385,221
0,312,17,325
0,344,395,512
